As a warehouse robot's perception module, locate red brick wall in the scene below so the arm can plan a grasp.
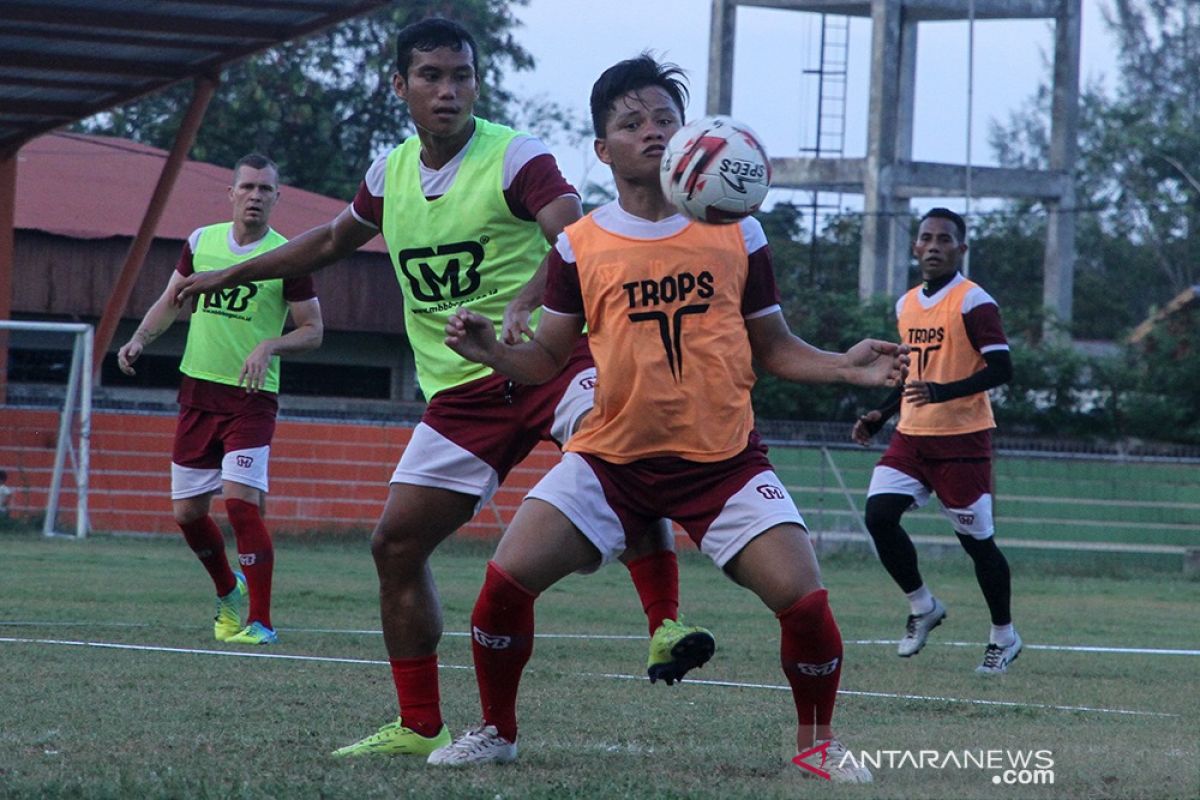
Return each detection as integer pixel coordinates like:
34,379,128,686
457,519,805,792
0,407,558,537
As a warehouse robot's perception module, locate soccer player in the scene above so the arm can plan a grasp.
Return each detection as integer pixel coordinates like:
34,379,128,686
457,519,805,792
851,207,1021,675
175,19,707,757
117,153,323,646
429,54,908,782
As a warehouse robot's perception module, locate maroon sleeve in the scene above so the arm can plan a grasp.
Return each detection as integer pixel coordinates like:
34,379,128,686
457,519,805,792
174,243,194,277
283,274,317,302
741,244,782,316
504,153,578,221
964,302,1008,352
351,180,384,228
542,247,584,315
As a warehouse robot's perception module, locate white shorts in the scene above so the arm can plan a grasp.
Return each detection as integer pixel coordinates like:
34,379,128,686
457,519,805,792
171,445,270,500
867,465,995,539
527,451,806,568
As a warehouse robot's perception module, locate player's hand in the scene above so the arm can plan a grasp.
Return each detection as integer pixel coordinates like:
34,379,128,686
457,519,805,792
844,340,910,387
238,343,273,393
117,339,143,376
904,380,935,406
445,308,500,365
175,269,231,306
501,298,536,345
851,410,883,446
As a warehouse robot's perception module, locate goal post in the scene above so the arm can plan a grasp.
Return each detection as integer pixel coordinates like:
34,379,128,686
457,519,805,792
1,320,92,538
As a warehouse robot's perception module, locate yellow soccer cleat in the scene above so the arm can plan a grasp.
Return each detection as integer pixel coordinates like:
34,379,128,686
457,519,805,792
647,618,716,685
332,719,452,758
213,572,247,642
226,621,278,645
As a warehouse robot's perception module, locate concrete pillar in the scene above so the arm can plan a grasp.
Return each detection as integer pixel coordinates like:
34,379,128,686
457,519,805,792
707,0,737,115
859,0,903,299
887,16,919,295
1043,0,1080,337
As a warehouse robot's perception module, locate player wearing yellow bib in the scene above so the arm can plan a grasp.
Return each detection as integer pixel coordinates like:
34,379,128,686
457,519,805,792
118,153,324,646
851,207,1021,675
175,19,706,758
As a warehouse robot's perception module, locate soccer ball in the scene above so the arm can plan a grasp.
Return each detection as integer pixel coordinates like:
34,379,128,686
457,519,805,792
660,115,771,224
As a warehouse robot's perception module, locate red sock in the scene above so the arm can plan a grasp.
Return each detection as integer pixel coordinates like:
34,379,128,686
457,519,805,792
778,589,843,749
625,550,680,635
472,561,537,742
177,515,236,596
226,498,273,629
389,654,443,737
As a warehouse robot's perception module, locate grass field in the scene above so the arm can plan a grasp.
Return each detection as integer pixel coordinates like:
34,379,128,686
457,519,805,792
1,529,1198,799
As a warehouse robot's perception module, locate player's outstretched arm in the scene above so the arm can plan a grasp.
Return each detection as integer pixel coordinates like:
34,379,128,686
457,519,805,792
446,307,581,385
238,298,324,392
746,311,908,388
118,271,188,376
175,210,376,305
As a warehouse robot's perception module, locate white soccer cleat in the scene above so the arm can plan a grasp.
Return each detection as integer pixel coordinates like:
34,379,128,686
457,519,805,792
976,632,1023,675
897,597,947,657
796,738,874,784
426,724,517,766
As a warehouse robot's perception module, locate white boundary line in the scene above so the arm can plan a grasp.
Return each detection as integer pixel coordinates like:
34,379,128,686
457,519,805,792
0,636,1179,718
3,621,1198,656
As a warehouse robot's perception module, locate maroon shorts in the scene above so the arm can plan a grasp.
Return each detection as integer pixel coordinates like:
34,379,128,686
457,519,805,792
874,429,993,509
172,404,278,469
418,336,596,483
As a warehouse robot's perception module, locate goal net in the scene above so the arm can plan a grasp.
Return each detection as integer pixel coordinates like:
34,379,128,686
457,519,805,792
1,320,92,538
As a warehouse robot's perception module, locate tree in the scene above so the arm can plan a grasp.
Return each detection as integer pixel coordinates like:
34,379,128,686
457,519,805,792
77,1,537,200
989,0,1200,340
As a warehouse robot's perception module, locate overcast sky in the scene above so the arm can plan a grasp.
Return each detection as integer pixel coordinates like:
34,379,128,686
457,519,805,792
507,0,1120,207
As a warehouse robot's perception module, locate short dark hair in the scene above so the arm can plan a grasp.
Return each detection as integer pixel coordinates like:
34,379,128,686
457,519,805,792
233,153,278,182
590,53,689,138
395,17,479,78
920,207,967,242
0,469,7,482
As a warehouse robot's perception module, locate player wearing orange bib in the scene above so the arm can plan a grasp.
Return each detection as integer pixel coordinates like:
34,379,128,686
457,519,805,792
431,55,909,782
852,207,1021,675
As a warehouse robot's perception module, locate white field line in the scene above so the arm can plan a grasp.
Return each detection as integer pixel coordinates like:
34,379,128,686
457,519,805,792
0,635,1181,719
2,620,1198,656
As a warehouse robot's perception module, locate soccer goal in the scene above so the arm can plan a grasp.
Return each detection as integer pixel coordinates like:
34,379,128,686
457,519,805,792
1,320,92,538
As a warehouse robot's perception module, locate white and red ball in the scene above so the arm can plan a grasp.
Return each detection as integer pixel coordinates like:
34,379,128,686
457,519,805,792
660,115,771,224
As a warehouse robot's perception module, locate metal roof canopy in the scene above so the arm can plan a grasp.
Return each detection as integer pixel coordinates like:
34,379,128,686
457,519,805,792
0,0,392,400
0,0,391,156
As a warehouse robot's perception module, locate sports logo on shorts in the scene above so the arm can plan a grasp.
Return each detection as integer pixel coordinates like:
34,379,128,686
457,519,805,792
236,455,254,468
957,513,976,525
792,657,839,677
472,626,512,650
755,484,786,500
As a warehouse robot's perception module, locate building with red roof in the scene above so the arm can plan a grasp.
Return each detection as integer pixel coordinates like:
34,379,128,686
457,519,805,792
11,133,417,405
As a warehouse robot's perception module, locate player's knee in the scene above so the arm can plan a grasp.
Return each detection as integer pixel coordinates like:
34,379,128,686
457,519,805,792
956,531,1000,558
370,522,433,572
864,494,908,536
172,498,208,526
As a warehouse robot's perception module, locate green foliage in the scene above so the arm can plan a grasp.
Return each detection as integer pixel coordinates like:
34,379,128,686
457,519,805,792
988,0,1200,339
76,1,536,200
